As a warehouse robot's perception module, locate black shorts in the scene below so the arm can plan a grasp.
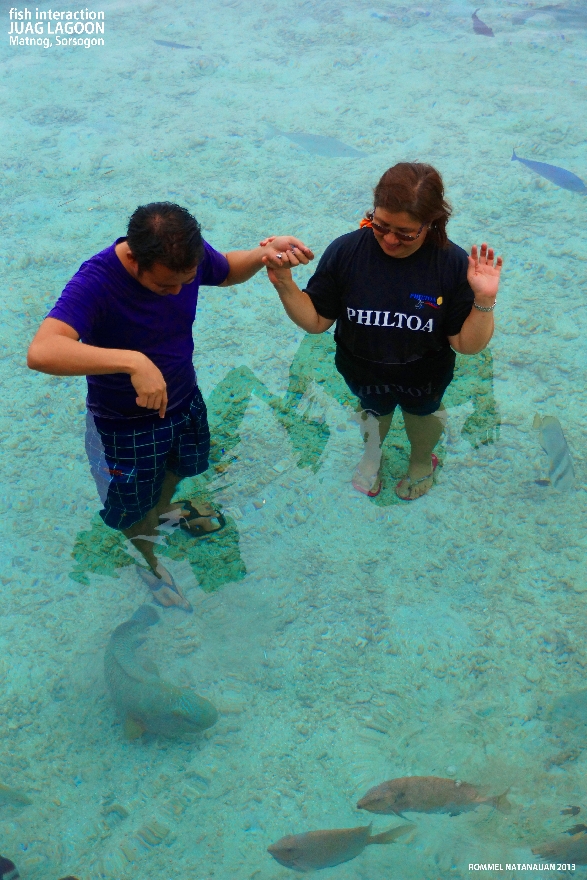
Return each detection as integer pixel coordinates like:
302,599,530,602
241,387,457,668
335,345,455,417
85,386,210,530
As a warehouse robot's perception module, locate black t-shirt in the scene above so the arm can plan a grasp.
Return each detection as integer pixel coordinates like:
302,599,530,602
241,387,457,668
304,228,474,368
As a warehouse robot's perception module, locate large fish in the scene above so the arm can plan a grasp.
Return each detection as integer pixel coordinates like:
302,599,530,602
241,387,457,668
267,823,413,872
357,776,511,817
533,414,575,490
267,125,366,158
104,605,218,739
532,830,587,864
0,783,31,807
513,6,587,27
512,149,587,193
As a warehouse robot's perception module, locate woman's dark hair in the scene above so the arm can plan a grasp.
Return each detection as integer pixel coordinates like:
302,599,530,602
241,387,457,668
373,163,452,248
126,202,205,273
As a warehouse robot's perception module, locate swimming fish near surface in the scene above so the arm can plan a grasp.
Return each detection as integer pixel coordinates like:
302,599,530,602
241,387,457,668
512,149,587,193
0,857,19,880
0,783,32,807
513,5,587,27
267,125,366,158
154,39,193,49
532,830,587,864
357,776,512,817
472,9,494,36
104,605,218,739
267,823,414,872
533,414,576,490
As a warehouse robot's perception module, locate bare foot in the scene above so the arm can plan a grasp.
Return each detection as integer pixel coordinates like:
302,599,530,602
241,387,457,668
137,562,193,612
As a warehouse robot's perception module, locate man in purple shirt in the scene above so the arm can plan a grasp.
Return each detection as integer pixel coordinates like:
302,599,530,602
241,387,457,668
28,202,312,611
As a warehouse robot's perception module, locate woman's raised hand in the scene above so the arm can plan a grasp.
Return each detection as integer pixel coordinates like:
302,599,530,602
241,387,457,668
467,243,503,302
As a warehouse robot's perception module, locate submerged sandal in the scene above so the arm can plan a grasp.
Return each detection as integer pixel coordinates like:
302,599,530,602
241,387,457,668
352,469,382,498
160,500,226,537
396,453,439,502
136,564,193,613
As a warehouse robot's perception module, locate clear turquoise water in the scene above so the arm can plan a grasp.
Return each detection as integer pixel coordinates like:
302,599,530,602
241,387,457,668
2,1,587,877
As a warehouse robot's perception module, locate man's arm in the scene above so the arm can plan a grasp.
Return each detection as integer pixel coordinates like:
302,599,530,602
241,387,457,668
27,318,170,416
220,236,314,286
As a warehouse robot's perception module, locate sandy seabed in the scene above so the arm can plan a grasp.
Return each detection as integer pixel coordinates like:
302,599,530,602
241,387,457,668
1,0,587,877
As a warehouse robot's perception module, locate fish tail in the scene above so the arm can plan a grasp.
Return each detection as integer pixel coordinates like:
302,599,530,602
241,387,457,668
131,604,159,627
369,824,416,845
492,788,513,813
265,123,280,138
512,148,518,161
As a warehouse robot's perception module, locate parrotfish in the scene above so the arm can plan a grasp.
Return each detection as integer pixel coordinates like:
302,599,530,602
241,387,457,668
104,605,218,739
267,125,366,158
533,414,575,490
267,823,413,872
532,830,587,864
154,39,192,49
512,149,587,193
0,784,32,807
357,776,511,817
513,6,587,27
472,9,494,36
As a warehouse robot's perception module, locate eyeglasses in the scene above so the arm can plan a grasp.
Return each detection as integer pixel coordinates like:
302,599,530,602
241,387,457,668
364,211,426,242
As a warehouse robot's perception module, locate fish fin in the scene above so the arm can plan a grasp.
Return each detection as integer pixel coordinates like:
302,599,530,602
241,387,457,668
123,716,146,739
131,604,159,627
142,659,160,677
265,124,280,138
532,413,542,429
493,788,513,814
369,824,416,845
512,148,519,161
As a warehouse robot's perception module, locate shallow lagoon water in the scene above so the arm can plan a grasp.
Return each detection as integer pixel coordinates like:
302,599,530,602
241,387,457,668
2,0,587,878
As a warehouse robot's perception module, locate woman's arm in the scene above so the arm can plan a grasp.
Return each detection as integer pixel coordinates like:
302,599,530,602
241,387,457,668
265,265,335,334
448,243,502,355
220,236,314,286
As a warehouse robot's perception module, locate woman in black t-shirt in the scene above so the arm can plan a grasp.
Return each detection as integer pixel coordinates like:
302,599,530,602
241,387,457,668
262,163,502,501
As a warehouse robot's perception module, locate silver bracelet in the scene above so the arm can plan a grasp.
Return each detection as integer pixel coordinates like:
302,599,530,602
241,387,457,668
473,300,496,312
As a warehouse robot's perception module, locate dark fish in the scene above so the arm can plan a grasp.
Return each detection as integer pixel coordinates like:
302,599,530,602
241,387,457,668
513,150,587,193
154,39,192,49
533,414,575,489
267,823,413,872
562,806,581,817
566,823,587,834
357,776,512,817
532,830,587,863
267,125,366,158
472,9,494,36
0,859,18,880
104,605,218,739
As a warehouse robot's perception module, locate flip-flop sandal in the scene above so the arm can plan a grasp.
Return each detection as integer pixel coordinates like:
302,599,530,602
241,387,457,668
136,564,193,613
160,500,226,537
396,453,439,502
352,471,382,498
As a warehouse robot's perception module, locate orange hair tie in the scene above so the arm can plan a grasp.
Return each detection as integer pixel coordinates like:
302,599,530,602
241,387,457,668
359,218,372,229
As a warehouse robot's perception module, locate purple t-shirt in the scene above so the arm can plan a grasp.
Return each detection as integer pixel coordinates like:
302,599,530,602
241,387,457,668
49,238,229,419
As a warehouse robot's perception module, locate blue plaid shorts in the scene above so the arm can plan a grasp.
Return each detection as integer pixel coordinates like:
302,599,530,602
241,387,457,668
85,386,210,530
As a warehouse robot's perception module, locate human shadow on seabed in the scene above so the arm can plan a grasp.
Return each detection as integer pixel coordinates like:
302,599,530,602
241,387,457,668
69,333,499,588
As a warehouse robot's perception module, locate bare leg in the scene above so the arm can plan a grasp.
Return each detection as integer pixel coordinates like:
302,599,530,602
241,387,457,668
352,407,393,495
123,471,193,609
396,405,445,500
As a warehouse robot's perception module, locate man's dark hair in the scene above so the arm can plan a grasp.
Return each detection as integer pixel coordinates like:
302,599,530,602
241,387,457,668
126,202,205,273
